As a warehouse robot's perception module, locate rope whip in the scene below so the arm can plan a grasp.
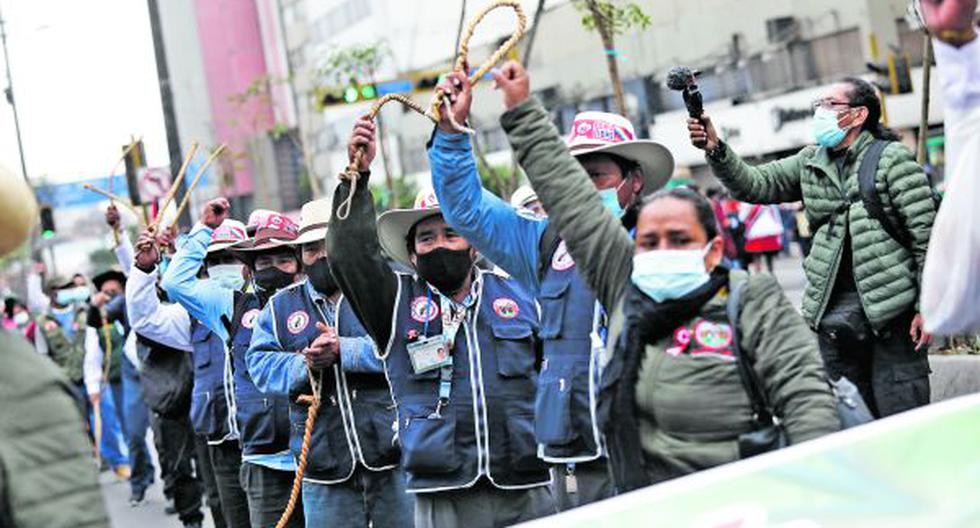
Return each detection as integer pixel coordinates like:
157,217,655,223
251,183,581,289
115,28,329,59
335,0,527,220
274,369,322,528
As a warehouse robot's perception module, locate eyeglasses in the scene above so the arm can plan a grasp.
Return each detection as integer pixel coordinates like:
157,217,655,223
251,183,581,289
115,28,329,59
811,98,857,111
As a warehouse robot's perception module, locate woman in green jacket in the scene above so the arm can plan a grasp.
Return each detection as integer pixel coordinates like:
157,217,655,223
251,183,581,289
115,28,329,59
486,61,840,491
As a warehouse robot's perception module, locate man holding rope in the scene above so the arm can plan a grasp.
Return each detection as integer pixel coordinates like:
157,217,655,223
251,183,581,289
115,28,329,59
163,200,304,528
329,120,556,528
247,198,410,528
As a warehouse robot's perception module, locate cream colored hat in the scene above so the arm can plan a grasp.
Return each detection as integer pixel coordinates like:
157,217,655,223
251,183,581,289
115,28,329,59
287,198,331,246
565,111,675,195
377,188,443,266
509,184,539,209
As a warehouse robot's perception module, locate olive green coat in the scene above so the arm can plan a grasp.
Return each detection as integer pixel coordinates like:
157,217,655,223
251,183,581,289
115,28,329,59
706,133,937,330
0,330,109,527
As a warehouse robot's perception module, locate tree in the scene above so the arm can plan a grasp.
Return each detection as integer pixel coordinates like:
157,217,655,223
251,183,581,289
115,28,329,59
317,42,400,205
573,0,651,116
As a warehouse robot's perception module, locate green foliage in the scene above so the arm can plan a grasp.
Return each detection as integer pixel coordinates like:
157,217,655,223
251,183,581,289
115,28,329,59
371,176,418,212
88,248,119,270
573,0,651,35
317,41,391,88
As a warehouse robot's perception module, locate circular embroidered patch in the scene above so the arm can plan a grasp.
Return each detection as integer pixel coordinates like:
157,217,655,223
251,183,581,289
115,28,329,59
241,309,260,330
492,298,520,319
410,296,439,323
693,321,733,350
286,310,310,334
551,240,575,271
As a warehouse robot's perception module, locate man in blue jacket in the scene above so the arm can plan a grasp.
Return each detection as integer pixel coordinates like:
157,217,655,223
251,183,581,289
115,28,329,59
247,198,411,528
163,199,304,528
427,71,673,508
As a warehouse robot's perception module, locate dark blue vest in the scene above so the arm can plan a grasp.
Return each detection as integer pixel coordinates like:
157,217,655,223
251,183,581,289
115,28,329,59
385,270,549,493
228,293,291,456
267,282,399,483
190,319,235,443
536,239,604,461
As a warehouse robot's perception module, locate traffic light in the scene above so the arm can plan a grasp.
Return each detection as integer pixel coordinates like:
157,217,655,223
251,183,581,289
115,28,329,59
39,204,55,239
866,53,913,95
319,82,379,108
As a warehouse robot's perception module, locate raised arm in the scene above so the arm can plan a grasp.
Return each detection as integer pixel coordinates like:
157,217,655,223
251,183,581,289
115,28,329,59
161,198,235,341
496,63,634,310
328,118,400,353
429,72,548,293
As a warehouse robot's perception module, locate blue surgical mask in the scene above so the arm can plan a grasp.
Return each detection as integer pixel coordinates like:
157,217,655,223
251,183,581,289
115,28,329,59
812,107,849,148
630,243,713,302
56,286,90,306
208,264,245,291
598,180,627,217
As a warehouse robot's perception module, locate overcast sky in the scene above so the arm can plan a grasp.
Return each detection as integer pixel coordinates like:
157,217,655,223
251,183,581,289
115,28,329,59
0,0,168,186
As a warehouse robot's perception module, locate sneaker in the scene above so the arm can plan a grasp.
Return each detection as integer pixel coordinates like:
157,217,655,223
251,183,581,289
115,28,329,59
129,488,146,508
113,465,132,480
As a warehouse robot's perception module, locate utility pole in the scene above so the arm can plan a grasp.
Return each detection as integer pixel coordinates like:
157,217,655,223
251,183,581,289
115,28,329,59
146,0,192,228
0,4,30,184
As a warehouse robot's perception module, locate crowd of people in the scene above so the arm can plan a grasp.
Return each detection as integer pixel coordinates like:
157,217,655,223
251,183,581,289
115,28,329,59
1,1,977,527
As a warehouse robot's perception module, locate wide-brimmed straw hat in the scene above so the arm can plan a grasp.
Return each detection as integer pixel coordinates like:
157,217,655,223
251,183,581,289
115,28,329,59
230,212,299,253
207,219,248,254
377,188,443,266
510,184,539,209
283,199,331,246
565,111,675,195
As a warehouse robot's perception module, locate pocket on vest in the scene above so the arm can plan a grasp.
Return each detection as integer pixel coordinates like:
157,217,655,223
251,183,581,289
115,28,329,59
400,404,460,474
534,362,576,445
492,323,535,378
539,280,570,340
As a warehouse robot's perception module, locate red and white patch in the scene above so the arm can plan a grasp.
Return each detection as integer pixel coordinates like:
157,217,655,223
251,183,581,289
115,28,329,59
492,298,520,319
409,296,439,323
693,321,733,350
551,241,575,271
665,326,691,356
286,311,310,334
241,309,260,330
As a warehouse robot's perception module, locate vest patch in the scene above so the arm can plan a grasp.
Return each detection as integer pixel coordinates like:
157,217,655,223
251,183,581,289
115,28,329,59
492,298,520,319
409,296,439,323
666,326,691,356
286,310,310,334
693,321,733,350
241,309,260,330
551,240,575,271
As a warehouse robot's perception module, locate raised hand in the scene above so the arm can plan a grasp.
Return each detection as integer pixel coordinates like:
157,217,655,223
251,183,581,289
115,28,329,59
201,198,230,229
134,229,160,273
437,70,474,133
491,60,530,111
349,117,378,172
105,203,121,230
921,0,978,46
687,115,720,152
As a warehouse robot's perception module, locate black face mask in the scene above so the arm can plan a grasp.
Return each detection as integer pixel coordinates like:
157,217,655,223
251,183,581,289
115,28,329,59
253,266,295,293
305,257,338,296
415,247,473,295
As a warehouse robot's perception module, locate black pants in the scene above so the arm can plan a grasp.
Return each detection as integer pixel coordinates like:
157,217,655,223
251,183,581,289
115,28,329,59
239,462,303,528
209,441,252,528
154,414,205,526
818,309,931,418
195,436,226,528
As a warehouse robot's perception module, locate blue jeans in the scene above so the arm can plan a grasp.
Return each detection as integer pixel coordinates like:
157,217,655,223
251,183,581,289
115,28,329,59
301,467,413,528
86,381,128,468
122,357,155,495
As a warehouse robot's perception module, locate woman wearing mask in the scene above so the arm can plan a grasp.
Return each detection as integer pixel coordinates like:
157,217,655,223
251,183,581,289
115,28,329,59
490,60,840,491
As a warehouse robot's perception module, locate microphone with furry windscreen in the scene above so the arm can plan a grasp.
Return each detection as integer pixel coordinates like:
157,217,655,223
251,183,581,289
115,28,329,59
666,66,704,119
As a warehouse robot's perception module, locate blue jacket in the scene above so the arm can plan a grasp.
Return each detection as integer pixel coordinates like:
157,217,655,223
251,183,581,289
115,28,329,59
383,270,549,493
247,280,398,483
429,131,605,463
189,319,237,443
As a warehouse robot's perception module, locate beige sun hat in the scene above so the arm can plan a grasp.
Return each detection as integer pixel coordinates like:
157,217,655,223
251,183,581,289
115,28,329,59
377,188,443,266
285,198,331,246
565,111,675,195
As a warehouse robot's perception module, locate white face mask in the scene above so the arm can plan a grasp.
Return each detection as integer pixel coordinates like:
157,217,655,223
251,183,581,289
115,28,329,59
630,242,714,302
208,264,245,291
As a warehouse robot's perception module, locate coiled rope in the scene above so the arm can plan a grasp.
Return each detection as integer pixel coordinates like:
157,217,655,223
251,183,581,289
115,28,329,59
334,0,527,220
275,369,322,528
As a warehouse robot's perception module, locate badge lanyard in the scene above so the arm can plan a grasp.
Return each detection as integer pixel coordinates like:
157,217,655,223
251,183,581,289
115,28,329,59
427,287,468,418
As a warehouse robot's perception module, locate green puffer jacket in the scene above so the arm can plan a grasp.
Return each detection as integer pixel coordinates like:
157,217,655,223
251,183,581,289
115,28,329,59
0,330,109,528
706,132,937,330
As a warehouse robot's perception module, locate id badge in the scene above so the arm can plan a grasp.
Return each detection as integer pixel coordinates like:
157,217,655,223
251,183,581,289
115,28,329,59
407,336,452,374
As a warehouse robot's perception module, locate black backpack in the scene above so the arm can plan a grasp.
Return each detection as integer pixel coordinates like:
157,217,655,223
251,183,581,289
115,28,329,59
137,334,194,418
858,140,941,248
